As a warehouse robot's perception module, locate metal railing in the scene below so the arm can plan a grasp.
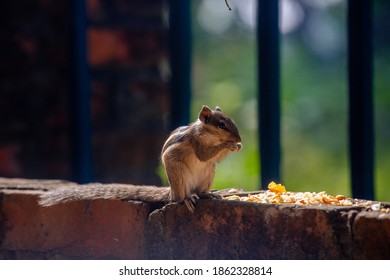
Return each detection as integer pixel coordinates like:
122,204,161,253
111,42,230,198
255,0,374,199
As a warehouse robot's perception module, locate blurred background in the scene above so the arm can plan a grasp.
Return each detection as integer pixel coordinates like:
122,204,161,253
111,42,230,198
0,0,389,201
192,0,389,201
0,0,170,185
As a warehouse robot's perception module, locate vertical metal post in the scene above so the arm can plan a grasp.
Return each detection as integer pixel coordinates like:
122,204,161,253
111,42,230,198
347,0,374,199
70,0,93,183
168,0,192,129
257,0,281,188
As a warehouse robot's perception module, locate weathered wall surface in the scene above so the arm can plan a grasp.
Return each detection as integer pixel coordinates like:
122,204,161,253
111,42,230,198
0,0,169,184
0,178,389,259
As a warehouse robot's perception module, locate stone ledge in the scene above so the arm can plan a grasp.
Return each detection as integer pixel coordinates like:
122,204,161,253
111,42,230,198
0,190,150,259
0,178,389,259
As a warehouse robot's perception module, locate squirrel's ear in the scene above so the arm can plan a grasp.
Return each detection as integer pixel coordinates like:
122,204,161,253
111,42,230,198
215,106,222,112
199,105,212,124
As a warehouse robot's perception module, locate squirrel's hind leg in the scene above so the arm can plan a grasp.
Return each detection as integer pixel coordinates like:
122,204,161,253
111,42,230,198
183,194,199,213
198,192,222,200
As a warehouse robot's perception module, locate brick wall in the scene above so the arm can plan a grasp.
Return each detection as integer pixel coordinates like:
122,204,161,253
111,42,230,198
1,178,389,259
0,0,169,184
0,1,71,179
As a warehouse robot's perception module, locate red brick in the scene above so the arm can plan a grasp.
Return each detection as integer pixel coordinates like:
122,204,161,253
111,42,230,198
1,190,150,259
352,211,390,259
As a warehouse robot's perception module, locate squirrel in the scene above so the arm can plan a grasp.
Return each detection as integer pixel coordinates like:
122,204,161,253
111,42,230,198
39,105,242,212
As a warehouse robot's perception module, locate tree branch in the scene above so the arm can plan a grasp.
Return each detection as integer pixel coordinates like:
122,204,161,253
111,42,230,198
225,0,232,11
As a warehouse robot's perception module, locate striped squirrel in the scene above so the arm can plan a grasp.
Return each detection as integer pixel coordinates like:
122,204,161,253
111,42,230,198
39,105,242,212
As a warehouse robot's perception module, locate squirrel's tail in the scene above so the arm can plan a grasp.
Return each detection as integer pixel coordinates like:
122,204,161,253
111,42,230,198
39,183,171,207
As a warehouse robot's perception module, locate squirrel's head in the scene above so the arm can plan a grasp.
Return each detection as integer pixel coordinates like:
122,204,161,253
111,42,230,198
198,105,241,144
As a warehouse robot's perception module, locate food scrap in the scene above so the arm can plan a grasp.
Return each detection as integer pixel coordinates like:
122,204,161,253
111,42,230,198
267,181,286,194
224,181,372,207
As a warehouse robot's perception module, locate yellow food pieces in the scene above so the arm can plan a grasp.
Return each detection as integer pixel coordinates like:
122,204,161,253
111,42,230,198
224,181,362,207
268,181,286,194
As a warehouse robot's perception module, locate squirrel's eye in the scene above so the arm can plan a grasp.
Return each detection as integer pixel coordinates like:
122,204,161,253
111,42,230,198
218,121,226,130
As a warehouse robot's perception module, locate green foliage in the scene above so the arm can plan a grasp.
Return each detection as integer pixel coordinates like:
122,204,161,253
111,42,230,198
187,0,390,201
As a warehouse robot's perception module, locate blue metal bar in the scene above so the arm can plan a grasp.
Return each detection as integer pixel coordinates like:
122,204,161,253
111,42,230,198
168,0,192,129
69,0,93,183
257,0,281,188
347,0,374,199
